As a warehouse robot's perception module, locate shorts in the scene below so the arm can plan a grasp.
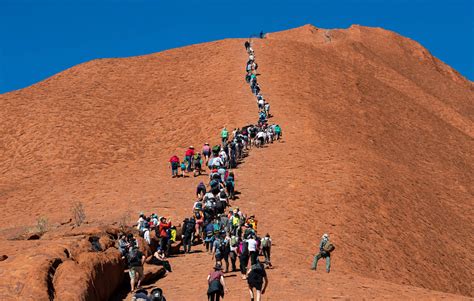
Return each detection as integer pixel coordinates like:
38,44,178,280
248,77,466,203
129,266,144,280
215,253,223,261
248,280,263,291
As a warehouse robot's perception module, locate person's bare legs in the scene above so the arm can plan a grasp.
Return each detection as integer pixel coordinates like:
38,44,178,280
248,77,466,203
136,271,143,289
256,290,262,301
130,272,136,291
249,286,255,301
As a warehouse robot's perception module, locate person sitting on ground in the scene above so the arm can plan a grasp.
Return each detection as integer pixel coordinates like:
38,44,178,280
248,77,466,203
311,233,333,273
247,260,268,301
127,246,145,292
261,233,272,268
147,248,172,273
207,263,228,301
169,155,180,178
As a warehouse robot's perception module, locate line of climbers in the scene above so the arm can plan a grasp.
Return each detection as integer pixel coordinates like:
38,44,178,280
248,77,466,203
121,39,281,301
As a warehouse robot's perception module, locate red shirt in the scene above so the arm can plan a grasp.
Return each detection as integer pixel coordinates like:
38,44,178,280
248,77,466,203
208,270,224,282
159,221,171,238
169,156,179,163
185,149,195,157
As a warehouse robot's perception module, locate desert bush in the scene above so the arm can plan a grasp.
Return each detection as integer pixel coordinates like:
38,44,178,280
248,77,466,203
71,201,86,226
36,216,48,234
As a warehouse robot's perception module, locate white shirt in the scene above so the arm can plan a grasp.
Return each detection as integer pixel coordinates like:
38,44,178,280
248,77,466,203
247,238,257,252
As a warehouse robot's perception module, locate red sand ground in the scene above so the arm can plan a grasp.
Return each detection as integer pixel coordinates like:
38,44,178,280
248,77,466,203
0,25,473,300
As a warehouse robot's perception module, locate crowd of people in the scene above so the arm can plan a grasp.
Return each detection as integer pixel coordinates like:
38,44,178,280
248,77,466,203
120,38,337,301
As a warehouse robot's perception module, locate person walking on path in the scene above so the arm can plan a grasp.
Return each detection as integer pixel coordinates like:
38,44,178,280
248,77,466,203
127,246,145,292
261,233,272,268
311,233,334,272
185,146,195,172
207,263,228,301
169,155,180,178
221,127,229,144
247,260,268,301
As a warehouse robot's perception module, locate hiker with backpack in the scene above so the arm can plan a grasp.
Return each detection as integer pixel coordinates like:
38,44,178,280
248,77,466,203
261,233,272,268
180,160,187,177
127,246,146,292
196,181,207,200
169,155,180,178
247,260,268,301
182,218,195,253
212,233,226,269
193,153,202,176
311,233,334,273
207,263,228,301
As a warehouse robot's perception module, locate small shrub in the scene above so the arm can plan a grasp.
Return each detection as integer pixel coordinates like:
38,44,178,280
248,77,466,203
71,201,86,226
36,216,48,234
118,212,130,232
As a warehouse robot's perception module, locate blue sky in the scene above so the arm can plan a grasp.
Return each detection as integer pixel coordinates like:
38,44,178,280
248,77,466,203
0,0,473,94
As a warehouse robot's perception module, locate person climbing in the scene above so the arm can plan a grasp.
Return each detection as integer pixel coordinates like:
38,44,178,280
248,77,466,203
212,233,225,267
225,172,235,200
247,234,259,265
274,124,282,140
261,233,272,268
259,31,265,39
221,127,229,144
207,263,228,301
202,143,211,165
180,160,187,177
182,218,195,253
127,246,145,292
196,181,207,199
264,102,270,117
169,155,180,178
239,238,250,279
247,260,268,301
185,146,195,172
194,152,202,177
311,233,334,272
244,40,250,52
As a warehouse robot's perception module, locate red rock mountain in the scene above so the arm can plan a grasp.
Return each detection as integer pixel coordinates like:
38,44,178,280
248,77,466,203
0,24,472,300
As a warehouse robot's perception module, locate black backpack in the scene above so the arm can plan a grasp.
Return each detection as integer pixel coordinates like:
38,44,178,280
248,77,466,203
128,248,141,266
218,239,227,253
